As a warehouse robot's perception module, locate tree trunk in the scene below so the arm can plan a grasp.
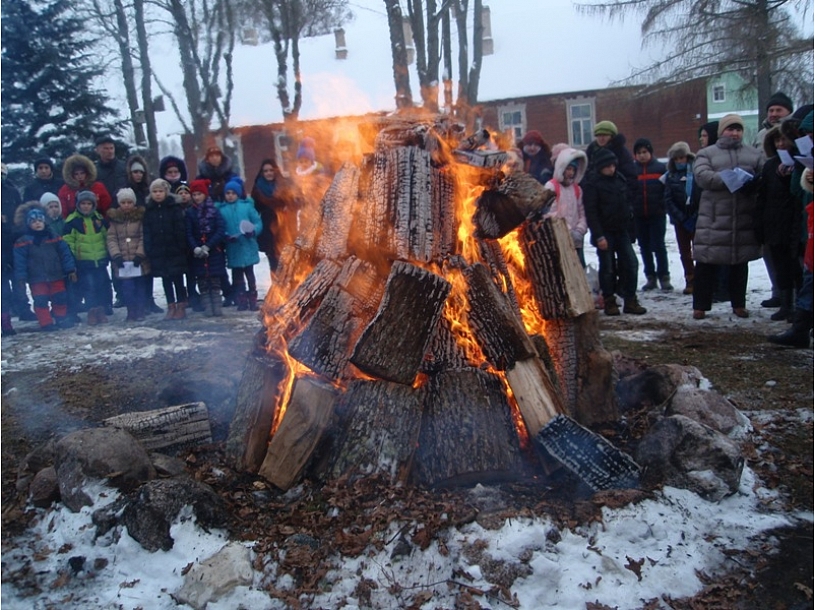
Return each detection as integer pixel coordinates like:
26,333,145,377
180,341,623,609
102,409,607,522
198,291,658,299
350,261,451,384
414,368,525,487
258,376,338,490
384,0,414,108
133,0,158,171
103,402,211,453
112,0,146,147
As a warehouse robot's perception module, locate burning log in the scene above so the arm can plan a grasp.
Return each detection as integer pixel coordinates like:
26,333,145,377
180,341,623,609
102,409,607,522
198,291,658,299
350,261,451,385
520,216,595,319
326,379,424,482
420,316,471,374
314,162,360,261
102,402,211,454
288,257,383,383
225,348,287,472
258,376,338,490
473,172,555,239
414,368,525,487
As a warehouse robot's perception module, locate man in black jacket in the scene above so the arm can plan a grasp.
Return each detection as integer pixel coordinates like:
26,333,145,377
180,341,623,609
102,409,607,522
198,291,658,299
94,136,128,202
23,157,64,202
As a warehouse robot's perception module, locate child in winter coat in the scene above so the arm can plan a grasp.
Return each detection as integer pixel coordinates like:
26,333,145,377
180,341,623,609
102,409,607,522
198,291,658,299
632,138,670,291
173,181,202,312
663,142,698,295
63,190,110,325
40,192,65,237
543,147,589,267
217,179,262,311
13,204,76,331
107,188,150,322
186,179,227,317
143,179,189,320
583,148,646,316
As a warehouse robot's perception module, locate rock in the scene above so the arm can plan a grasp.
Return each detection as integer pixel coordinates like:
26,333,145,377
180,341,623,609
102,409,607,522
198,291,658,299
28,466,60,507
150,452,188,478
635,415,744,502
173,542,254,609
616,364,704,412
54,428,156,512
16,439,56,495
120,478,229,552
667,385,752,439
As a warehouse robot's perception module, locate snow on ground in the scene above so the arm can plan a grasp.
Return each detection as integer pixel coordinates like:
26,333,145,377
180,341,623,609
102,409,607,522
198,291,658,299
1,231,813,609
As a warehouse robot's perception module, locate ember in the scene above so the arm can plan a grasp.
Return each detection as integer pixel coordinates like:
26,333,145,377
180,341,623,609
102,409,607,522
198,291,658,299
226,113,634,491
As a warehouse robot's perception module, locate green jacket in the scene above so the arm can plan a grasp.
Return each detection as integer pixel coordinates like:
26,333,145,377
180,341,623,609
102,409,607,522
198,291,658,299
63,209,109,267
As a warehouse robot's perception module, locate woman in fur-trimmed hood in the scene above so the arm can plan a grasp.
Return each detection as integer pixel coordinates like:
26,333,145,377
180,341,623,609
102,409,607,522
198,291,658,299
125,154,152,206
57,154,112,218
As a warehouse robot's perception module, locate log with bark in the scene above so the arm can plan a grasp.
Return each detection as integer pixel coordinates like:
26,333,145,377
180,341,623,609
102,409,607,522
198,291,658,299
472,172,555,239
314,162,360,261
103,402,212,454
413,368,525,487
350,260,452,385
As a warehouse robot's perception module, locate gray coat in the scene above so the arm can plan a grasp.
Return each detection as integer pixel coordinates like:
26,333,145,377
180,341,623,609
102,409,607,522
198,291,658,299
692,137,763,265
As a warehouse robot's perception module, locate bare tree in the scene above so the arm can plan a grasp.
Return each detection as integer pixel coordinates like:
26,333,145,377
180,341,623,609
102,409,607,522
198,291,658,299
133,0,159,171
384,0,415,108
577,0,814,120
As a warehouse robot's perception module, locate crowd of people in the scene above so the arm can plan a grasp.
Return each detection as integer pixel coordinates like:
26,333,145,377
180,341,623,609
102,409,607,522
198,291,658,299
514,91,813,347
1,135,330,335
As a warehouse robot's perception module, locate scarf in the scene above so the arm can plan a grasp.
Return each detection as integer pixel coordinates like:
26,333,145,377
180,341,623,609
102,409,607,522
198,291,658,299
254,176,277,198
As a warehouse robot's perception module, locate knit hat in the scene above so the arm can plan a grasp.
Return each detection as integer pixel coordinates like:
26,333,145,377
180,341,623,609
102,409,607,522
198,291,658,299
116,187,137,203
296,137,316,162
130,161,146,173
173,181,191,194
40,192,60,207
766,91,794,113
593,120,618,137
150,178,170,192
33,157,54,171
717,114,745,136
224,179,243,196
633,138,653,154
520,130,546,147
189,179,210,196
76,190,97,205
594,148,617,170
26,207,46,225
206,145,222,157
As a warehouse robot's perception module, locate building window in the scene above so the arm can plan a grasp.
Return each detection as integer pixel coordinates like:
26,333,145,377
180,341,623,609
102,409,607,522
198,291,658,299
499,105,525,141
712,84,725,102
567,99,594,148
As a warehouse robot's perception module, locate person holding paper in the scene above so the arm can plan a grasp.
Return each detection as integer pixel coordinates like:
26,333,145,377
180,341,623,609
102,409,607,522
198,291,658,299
691,114,763,319
107,188,150,322
217,179,263,312
754,126,802,322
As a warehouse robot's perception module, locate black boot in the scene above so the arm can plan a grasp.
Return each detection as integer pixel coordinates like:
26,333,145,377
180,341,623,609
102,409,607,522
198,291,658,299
770,289,794,322
768,309,813,348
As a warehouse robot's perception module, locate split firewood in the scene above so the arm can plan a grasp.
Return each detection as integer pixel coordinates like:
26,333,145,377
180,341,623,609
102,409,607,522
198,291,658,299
351,261,452,385
103,402,211,454
472,171,555,239
314,162,360,261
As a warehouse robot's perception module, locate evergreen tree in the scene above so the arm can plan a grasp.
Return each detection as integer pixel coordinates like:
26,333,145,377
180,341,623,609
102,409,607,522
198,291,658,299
1,0,123,163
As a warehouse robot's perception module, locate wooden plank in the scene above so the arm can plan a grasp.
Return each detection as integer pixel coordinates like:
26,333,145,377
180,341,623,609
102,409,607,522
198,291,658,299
350,261,451,385
258,376,338,490
521,216,595,319
504,357,565,437
103,402,212,454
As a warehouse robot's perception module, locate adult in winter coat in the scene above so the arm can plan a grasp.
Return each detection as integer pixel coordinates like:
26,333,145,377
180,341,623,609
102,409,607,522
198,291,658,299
583,147,646,316
1,164,36,326
543,147,588,266
691,114,764,319
107,188,151,321
186,179,227,317
632,138,670,291
94,136,128,202
250,158,292,271
519,130,554,185
664,142,698,295
584,120,638,200
159,155,188,192
143,179,189,319
23,157,64,203
754,126,802,322
58,154,112,218
125,155,151,206
196,146,238,203
217,179,262,311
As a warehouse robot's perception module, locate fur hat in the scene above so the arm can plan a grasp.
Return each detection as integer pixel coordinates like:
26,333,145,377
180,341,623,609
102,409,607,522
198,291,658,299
224,179,244,197
633,138,653,154
594,148,617,170
116,188,137,203
593,120,618,137
717,114,745,136
189,179,210,196
76,190,97,206
150,178,170,193
39,192,60,207
667,141,693,160
766,91,794,114
520,130,546,147
296,137,316,162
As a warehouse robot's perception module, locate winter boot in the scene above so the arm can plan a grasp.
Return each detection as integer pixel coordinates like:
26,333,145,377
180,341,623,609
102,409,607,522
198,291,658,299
659,275,673,291
174,301,188,320
236,290,249,312
189,291,205,313
86,307,99,326
126,305,138,322
211,278,223,317
18,308,38,322
770,289,794,322
603,296,621,316
95,306,109,324
248,290,259,312
200,279,214,317
164,303,177,320
682,274,694,295
768,308,813,348
55,315,74,330
641,275,657,291
623,297,647,315
2,313,16,336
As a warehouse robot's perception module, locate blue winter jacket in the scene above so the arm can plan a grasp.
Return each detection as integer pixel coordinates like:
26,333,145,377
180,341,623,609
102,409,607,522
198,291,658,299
216,197,262,269
14,228,76,284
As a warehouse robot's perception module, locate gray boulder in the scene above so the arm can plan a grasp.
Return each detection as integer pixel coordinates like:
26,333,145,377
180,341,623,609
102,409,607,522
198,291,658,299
54,428,156,512
28,466,59,508
667,385,752,439
635,414,744,502
173,542,254,609
617,364,704,412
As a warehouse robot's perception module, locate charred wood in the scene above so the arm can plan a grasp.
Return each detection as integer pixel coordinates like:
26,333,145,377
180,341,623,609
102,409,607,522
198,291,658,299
473,172,554,239
103,402,211,454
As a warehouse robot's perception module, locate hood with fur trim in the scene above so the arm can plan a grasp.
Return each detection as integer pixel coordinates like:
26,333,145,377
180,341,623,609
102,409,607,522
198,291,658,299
552,147,587,185
62,154,97,189
762,126,789,159
107,205,146,223
14,200,47,231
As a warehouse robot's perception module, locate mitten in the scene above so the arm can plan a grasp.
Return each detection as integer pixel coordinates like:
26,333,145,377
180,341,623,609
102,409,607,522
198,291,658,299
194,246,204,258
112,255,125,268
200,245,209,257
133,254,144,267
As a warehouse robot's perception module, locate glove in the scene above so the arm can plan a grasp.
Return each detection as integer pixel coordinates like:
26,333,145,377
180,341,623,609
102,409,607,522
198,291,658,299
194,247,204,258
112,255,125,268
133,254,143,267
68,271,78,283
200,245,209,257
